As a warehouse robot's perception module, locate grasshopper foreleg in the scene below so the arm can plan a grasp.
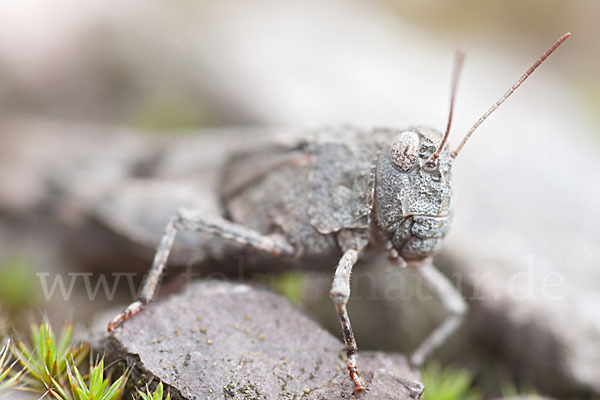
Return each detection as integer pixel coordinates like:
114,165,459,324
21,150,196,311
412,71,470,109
330,248,367,394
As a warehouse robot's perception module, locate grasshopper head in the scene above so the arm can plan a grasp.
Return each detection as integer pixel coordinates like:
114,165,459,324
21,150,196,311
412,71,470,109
375,127,453,263
372,33,571,264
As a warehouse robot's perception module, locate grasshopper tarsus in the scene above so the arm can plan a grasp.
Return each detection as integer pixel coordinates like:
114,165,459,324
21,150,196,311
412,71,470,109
107,300,146,333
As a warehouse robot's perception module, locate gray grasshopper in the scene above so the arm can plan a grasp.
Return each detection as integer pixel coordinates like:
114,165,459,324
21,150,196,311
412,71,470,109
108,33,570,393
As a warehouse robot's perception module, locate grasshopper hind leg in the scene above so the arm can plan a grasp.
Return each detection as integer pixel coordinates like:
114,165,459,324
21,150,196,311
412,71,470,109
107,208,295,332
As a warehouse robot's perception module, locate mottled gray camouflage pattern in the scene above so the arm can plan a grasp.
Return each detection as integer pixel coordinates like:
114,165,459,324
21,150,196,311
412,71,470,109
222,125,453,265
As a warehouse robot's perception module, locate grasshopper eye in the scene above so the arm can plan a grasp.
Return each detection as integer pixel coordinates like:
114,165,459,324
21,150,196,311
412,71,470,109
390,131,419,172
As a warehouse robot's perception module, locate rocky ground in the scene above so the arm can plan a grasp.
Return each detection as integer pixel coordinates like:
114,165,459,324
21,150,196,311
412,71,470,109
93,281,424,400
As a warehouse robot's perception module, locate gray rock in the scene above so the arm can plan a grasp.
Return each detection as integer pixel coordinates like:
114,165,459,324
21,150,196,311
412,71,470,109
95,281,423,400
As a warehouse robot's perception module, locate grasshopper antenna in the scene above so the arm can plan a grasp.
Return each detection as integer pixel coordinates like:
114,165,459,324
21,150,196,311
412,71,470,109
450,32,571,158
433,50,465,160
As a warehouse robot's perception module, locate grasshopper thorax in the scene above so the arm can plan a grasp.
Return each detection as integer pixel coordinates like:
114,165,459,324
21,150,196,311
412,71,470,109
374,127,452,263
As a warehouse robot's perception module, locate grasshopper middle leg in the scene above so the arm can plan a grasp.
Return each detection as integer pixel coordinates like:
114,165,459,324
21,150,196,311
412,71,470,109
410,261,467,366
107,208,295,332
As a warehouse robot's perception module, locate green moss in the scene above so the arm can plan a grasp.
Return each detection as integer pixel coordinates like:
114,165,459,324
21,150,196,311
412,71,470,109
500,381,540,398
137,381,170,400
6,321,131,400
12,321,89,394
130,92,212,132
0,256,39,310
0,339,22,392
421,362,482,400
266,271,306,306
65,358,127,400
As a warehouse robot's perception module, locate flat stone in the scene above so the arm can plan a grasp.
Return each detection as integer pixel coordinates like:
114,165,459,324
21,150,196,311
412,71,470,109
95,281,423,400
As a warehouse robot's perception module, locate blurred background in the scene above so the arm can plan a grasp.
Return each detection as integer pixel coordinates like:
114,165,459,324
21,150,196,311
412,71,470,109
0,1,599,399
0,0,597,128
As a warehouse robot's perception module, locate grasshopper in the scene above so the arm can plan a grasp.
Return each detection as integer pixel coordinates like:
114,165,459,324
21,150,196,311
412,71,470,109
108,33,570,393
